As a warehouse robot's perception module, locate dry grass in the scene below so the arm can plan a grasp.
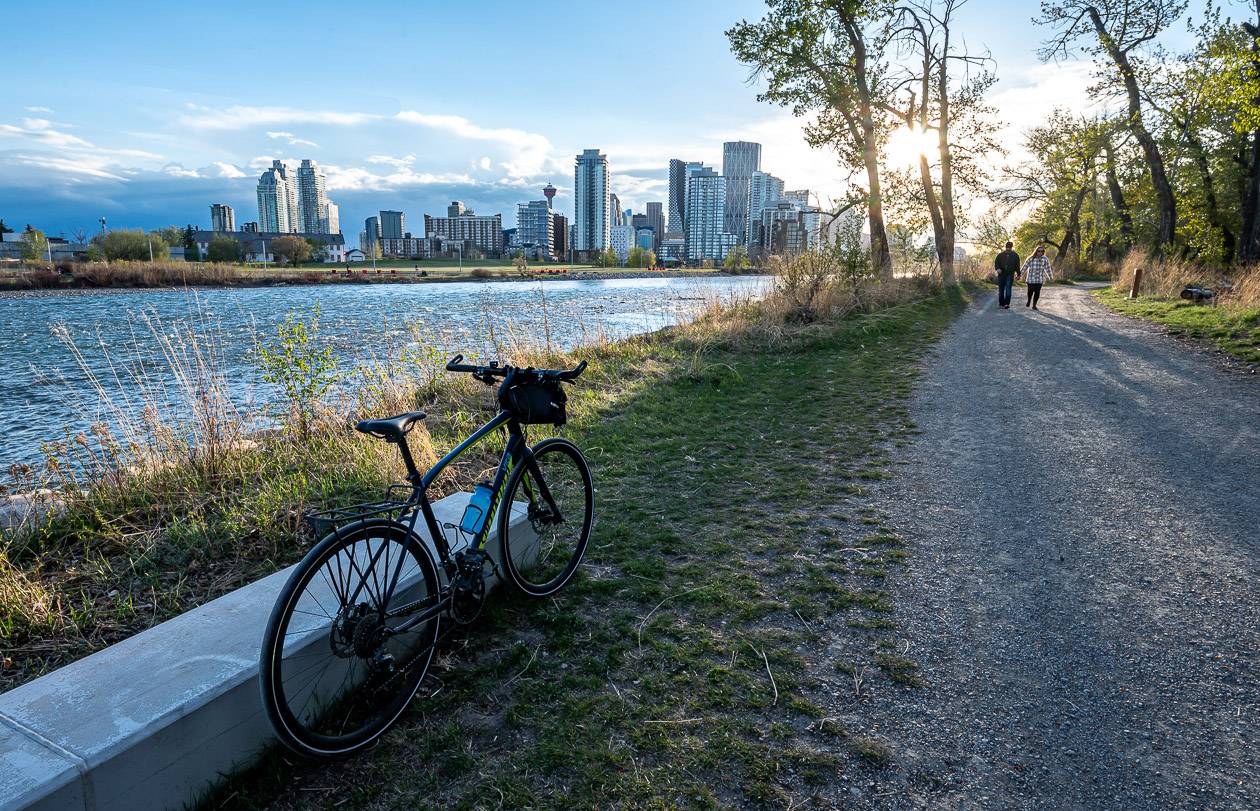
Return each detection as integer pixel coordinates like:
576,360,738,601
1113,251,1260,310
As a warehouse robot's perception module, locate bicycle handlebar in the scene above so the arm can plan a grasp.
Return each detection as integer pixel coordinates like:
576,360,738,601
444,354,587,383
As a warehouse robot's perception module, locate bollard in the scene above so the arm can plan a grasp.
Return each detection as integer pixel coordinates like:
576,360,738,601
1129,266,1144,299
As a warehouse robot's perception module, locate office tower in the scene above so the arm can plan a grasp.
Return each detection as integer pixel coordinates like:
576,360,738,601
543,184,557,209
256,162,298,233
746,170,785,247
322,202,340,234
667,159,687,232
645,202,664,250
635,228,655,252
685,167,732,262
517,199,555,258
423,212,504,255
241,221,259,233
551,212,568,259
609,193,623,227
722,141,762,245
610,224,635,261
297,159,330,234
363,216,381,253
210,203,235,232
758,201,821,256
447,201,467,218
574,149,610,253
630,213,649,232
783,189,810,206
380,210,405,240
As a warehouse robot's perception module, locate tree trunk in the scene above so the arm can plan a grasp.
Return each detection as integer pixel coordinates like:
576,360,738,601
1241,18,1260,263
1182,124,1236,262
842,22,892,277
1057,185,1089,273
1089,7,1176,250
935,25,956,285
1103,139,1134,251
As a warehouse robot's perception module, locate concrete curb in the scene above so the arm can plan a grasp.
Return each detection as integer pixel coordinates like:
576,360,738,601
0,492,530,810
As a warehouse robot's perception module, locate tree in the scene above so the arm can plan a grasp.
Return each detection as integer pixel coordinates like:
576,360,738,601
593,247,619,267
152,225,185,247
0,219,13,240
305,238,328,264
728,0,895,276
271,235,311,267
101,229,168,261
206,236,242,264
627,246,657,268
21,228,50,262
1039,0,1185,251
722,245,751,271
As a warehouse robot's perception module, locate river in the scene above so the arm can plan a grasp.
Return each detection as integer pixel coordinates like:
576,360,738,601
0,275,771,469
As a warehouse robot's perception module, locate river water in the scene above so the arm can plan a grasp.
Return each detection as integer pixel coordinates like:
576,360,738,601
0,275,771,469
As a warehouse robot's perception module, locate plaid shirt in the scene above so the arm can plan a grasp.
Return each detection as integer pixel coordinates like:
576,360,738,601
1021,254,1053,284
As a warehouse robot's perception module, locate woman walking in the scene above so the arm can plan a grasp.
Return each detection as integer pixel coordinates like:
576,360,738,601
1020,244,1053,309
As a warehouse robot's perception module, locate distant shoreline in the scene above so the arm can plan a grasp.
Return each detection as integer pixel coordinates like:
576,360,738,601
0,268,756,299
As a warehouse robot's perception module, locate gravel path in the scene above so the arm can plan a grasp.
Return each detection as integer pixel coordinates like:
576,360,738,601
864,284,1259,808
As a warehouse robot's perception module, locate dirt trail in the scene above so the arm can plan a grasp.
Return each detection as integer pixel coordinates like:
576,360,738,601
864,284,1259,808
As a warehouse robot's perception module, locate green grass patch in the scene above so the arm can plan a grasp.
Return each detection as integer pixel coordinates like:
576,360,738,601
1094,286,1260,363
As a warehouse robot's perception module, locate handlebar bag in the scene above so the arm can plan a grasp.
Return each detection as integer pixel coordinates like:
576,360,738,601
507,380,567,425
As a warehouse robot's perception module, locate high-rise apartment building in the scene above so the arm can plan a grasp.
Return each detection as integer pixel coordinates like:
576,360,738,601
380,210,405,240
685,167,735,262
256,161,298,233
574,149,610,254
363,216,381,253
322,202,340,235
667,159,687,233
722,141,761,246
609,193,623,227
424,211,504,256
783,189,811,206
210,203,235,232
645,202,664,250
746,170,785,247
447,201,467,218
552,212,569,259
517,200,555,258
296,160,330,234
610,224,635,262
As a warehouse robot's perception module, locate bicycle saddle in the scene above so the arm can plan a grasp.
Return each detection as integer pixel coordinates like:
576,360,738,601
354,411,427,442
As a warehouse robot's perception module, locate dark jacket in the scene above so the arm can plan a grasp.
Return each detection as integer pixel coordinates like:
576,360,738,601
995,250,1020,274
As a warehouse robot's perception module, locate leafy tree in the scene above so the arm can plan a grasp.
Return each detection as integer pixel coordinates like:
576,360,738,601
722,245,751,271
206,236,242,264
21,228,50,262
305,238,328,264
101,229,168,261
152,225,185,247
1039,0,1185,251
0,220,13,240
593,247,619,267
271,235,311,267
729,0,895,276
514,255,529,276
627,246,657,268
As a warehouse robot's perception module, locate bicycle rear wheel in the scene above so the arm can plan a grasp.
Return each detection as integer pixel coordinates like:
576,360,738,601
259,519,440,758
498,437,594,597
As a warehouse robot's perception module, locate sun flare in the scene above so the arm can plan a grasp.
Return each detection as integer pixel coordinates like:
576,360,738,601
884,126,937,167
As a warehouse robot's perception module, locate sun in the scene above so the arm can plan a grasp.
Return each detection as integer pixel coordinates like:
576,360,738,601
884,126,937,167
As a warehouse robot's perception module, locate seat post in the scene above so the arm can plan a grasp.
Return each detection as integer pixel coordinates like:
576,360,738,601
395,437,422,486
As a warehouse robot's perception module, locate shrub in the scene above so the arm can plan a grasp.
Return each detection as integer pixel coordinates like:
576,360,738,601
470,267,493,278
100,230,168,262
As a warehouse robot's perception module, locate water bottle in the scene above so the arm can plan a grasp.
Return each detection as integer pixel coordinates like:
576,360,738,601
460,483,494,536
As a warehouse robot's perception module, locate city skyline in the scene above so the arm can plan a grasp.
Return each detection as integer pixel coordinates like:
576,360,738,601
0,0,1165,239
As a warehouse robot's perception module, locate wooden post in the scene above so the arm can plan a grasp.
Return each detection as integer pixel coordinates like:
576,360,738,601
1129,266,1144,299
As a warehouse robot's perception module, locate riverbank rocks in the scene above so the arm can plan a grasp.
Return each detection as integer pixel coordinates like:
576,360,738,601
0,490,64,533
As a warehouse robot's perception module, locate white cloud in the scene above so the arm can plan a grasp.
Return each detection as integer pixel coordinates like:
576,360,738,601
366,154,417,169
10,153,127,181
266,130,319,148
179,104,378,130
0,121,95,149
394,111,562,178
322,162,475,192
24,106,53,113
162,163,200,178
210,161,247,178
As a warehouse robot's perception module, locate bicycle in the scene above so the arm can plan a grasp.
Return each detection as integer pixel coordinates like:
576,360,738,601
259,354,594,758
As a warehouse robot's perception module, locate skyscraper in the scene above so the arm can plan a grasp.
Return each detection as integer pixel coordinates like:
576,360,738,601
722,141,762,245
609,193,623,227
380,210,405,240
574,149,610,254
667,159,687,233
322,202,340,235
645,202,664,250
256,162,296,233
210,203,235,232
297,159,329,234
685,167,733,262
447,201,467,218
746,170,785,247
518,199,555,258
363,216,381,253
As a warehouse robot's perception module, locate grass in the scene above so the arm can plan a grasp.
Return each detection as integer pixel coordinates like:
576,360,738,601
189,282,970,808
1094,287,1260,364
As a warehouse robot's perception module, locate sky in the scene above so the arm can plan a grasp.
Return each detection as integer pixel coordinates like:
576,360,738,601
0,0,1199,244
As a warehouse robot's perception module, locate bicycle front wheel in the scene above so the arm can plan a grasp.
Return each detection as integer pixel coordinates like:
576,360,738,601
498,437,594,597
259,519,440,758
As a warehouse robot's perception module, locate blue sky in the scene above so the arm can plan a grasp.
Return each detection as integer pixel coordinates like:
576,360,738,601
0,0,1195,243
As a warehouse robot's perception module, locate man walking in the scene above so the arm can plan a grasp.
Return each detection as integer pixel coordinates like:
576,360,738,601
994,241,1019,309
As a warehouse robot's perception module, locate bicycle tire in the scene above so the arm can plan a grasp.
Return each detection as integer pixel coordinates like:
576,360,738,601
497,437,594,597
259,519,440,758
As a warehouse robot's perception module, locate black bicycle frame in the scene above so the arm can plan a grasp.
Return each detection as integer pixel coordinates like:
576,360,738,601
379,409,558,634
